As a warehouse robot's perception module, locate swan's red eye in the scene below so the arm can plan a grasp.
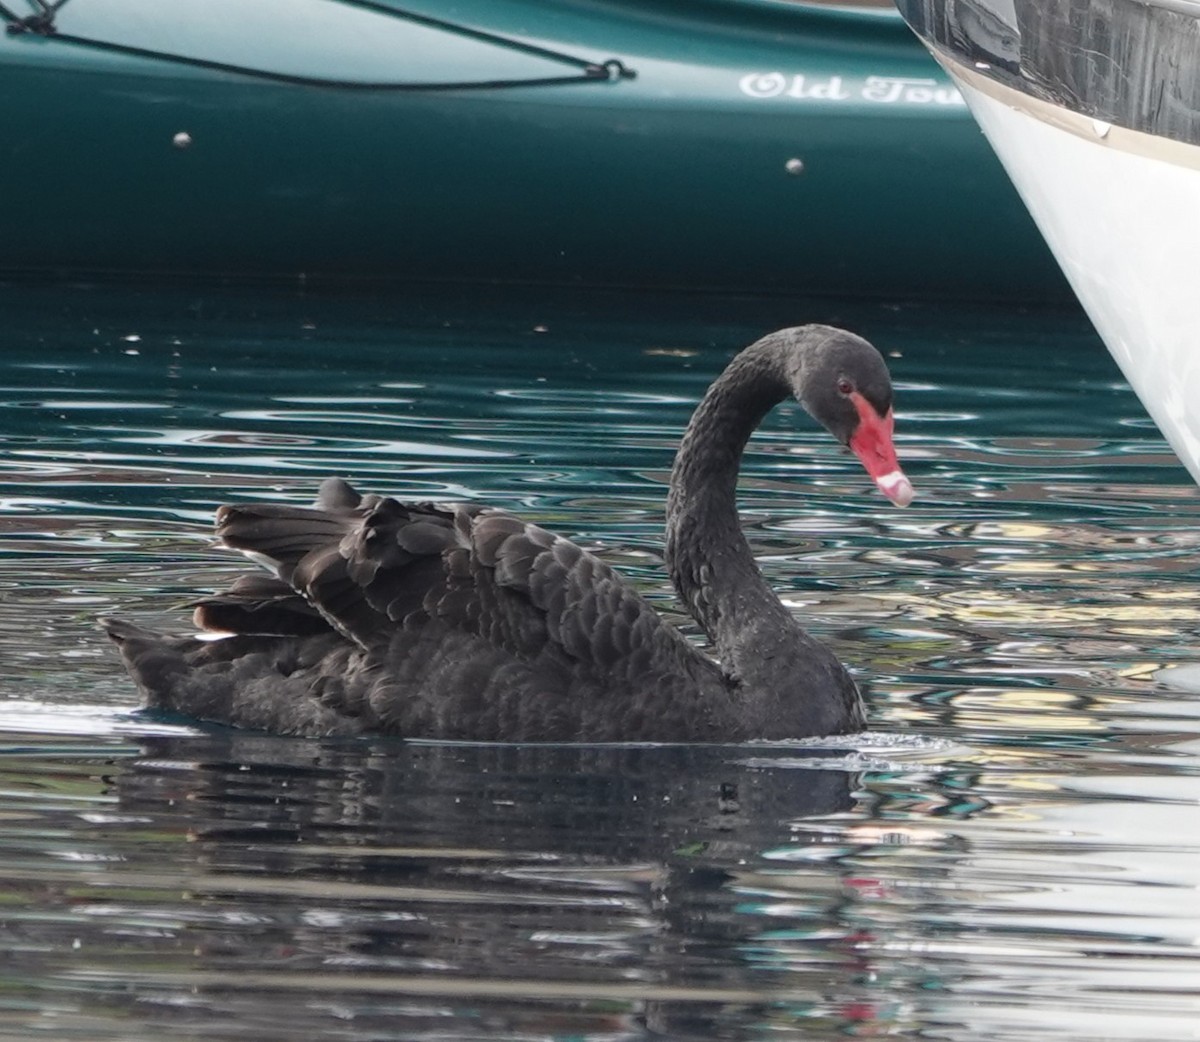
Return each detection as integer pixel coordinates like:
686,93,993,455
837,378,853,395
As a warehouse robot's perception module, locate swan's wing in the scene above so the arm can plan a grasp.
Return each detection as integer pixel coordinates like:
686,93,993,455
468,511,688,679
213,479,696,682
214,489,468,649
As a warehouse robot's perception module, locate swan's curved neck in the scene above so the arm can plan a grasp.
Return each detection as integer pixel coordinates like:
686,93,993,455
664,340,800,687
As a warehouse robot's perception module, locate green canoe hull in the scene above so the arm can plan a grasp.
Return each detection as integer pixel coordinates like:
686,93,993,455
0,0,1067,298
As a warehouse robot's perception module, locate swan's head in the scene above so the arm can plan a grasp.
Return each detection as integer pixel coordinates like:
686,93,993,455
789,325,913,507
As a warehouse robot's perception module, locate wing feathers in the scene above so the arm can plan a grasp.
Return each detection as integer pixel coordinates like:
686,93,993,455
209,480,685,682
315,476,362,511
191,574,332,637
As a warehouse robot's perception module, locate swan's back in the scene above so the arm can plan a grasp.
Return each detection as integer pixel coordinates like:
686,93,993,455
104,478,733,741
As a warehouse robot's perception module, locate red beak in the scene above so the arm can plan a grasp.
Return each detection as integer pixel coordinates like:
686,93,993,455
847,393,913,507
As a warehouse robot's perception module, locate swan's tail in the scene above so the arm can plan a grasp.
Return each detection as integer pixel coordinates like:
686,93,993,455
99,615,366,735
99,616,195,712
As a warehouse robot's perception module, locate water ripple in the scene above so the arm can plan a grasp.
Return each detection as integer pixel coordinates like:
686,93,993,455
0,285,1197,1040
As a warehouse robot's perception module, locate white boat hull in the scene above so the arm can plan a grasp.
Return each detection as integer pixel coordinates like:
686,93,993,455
936,58,1200,484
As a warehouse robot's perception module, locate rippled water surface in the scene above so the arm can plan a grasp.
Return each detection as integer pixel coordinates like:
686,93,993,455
1,283,1197,1041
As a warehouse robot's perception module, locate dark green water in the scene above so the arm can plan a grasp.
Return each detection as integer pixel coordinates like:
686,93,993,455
0,283,1197,1041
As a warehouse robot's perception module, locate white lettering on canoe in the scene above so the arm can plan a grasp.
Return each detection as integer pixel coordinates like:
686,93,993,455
861,75,964,104
788,74,850,100
739,72,790,98
738,72,965,106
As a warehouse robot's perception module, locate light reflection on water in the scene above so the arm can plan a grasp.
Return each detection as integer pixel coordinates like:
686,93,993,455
0,284,1198,1040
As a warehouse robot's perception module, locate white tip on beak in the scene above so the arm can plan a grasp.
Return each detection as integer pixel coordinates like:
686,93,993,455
876,469,914,508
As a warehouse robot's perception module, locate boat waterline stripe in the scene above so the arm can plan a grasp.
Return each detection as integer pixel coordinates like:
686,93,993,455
930,49,1200,174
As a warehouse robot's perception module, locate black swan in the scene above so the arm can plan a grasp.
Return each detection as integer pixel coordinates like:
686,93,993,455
102,326,912,742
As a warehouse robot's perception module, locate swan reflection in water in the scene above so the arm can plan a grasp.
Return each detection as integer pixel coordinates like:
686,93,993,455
105,729,873,1013
96,731,883,1035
